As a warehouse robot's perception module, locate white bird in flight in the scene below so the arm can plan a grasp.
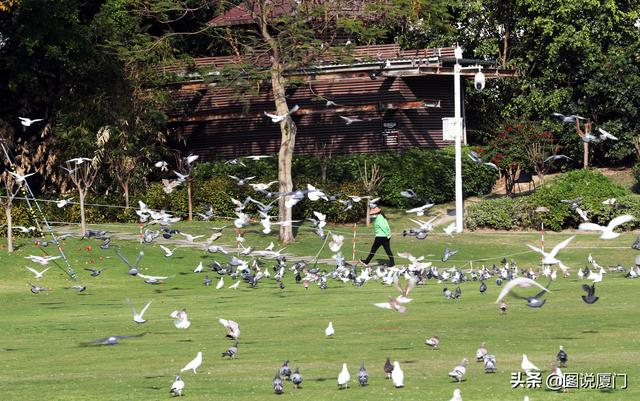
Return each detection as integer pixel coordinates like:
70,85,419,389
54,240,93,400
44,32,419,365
526,236,574,265
24,255,60,265
56,198,73,208
24,266,51,279
264,105,299,123
578,215,634,239
159,245,176,257
8,171,35,183
495,277,551,303
340,115,363,125
19,117,44,126
170,309,191,329
154,161,168,171
127,299,153,324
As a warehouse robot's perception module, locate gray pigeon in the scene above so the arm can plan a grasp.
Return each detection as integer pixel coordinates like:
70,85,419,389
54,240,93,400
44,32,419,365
203,275,212,286
442,248,458,262
84,333,145,346
357,361,368,386
29,283,51,294
483,354,497,373
116,249,143,276
384,357,393,379
221,341,238,358
479,281,487,294
557,345,568,367
291,367,302,388
443,288,453,299
280,360,292,380
273,369,284,394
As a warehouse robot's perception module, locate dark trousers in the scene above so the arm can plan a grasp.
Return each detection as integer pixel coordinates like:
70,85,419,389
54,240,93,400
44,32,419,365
362,236,395,266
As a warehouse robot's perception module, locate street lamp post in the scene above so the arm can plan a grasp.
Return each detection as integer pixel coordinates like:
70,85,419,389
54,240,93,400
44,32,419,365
452,45,484,234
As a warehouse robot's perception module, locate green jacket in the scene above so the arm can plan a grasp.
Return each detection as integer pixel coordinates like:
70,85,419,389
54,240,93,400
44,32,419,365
374,214,391,238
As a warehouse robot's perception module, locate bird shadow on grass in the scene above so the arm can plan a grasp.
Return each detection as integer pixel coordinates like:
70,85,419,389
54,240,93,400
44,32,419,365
144,375,164,380
39,301,64,305
177,339,193,343
550,337,580,340
581,330,599,334
143,386,161,391
401,360,418,364
309,377,333,382
381,347,412,351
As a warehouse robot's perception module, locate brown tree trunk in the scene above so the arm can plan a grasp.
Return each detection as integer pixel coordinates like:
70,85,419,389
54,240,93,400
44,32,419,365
583,142,589,169
6,204,13,253
78,188,86,235
187,179,193,221
123,180,130,209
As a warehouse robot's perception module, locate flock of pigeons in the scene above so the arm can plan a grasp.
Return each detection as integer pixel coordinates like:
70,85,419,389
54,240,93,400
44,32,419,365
14,113,633,399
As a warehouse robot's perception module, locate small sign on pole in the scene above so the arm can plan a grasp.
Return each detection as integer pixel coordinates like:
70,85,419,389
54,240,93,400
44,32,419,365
442,117,462,141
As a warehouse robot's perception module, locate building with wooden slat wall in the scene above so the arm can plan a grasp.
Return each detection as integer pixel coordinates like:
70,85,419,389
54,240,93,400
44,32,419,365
165,44,516,160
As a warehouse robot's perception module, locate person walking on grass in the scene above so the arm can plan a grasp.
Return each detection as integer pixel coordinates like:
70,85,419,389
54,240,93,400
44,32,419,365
360,207,395,267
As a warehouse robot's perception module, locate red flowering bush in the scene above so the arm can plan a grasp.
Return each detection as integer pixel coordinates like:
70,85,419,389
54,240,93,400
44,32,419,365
480,122,557,196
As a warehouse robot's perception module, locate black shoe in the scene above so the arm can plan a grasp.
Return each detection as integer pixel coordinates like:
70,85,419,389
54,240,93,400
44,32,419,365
360,258,369,265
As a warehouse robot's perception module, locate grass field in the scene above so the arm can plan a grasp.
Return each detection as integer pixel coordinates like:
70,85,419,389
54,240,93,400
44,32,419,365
1,221,638,401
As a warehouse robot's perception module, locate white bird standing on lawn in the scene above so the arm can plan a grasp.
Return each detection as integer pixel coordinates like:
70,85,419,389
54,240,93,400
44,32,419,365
337,363,350,389
448,358,468,382
216,277,224,289
521,354,540,374
128,299,153,324
391,361,404,387
325,321,334,337
170,375,185,397
24,266,51,279
450,389,463,401
180,351,203,374
578,215,634,239
228,280,240,289
193,262,203,273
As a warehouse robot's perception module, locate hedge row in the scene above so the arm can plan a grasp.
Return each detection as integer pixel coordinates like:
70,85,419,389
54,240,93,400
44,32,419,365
467,169,638,231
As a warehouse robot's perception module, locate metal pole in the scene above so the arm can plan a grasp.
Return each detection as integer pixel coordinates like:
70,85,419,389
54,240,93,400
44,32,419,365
454,61,463,233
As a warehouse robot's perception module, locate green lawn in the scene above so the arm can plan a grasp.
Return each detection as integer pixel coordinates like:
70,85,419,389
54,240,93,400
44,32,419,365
1,222,638,401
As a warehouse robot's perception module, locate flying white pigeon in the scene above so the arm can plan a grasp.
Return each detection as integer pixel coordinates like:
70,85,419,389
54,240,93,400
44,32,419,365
170,309,191,329
159,245,176,257
578,215,634,239
180,351,203,374
185,154,199,165
391,361,404,387
521,354,540,374
216,277,224,289
8,171,35,183
329,234,344,253
127,299,153,324
56,197,73,208
264,105,299,123
526,236,574,265
24,255,60,265
154,161,168,171
597,127,618,141
325,321,334,337
443,222,456,237
24,266,51,279
495,277,551,303
19,117,44,126
218,318,240,340
406,203,434,216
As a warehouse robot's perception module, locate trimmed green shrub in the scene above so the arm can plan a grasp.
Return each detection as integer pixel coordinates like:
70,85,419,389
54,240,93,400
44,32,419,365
467,169,637,231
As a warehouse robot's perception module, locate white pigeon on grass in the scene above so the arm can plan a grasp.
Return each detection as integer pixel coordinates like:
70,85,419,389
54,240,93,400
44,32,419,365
578,215,634,239
325,321,334,337
216,277,224,289
170,375,185,396
228,280,240,289
521,354,540,374
193,262,203,273
391,361,404,387
448,358,468,382
337,363,350,389
180,351,202,374
449,389,463,401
